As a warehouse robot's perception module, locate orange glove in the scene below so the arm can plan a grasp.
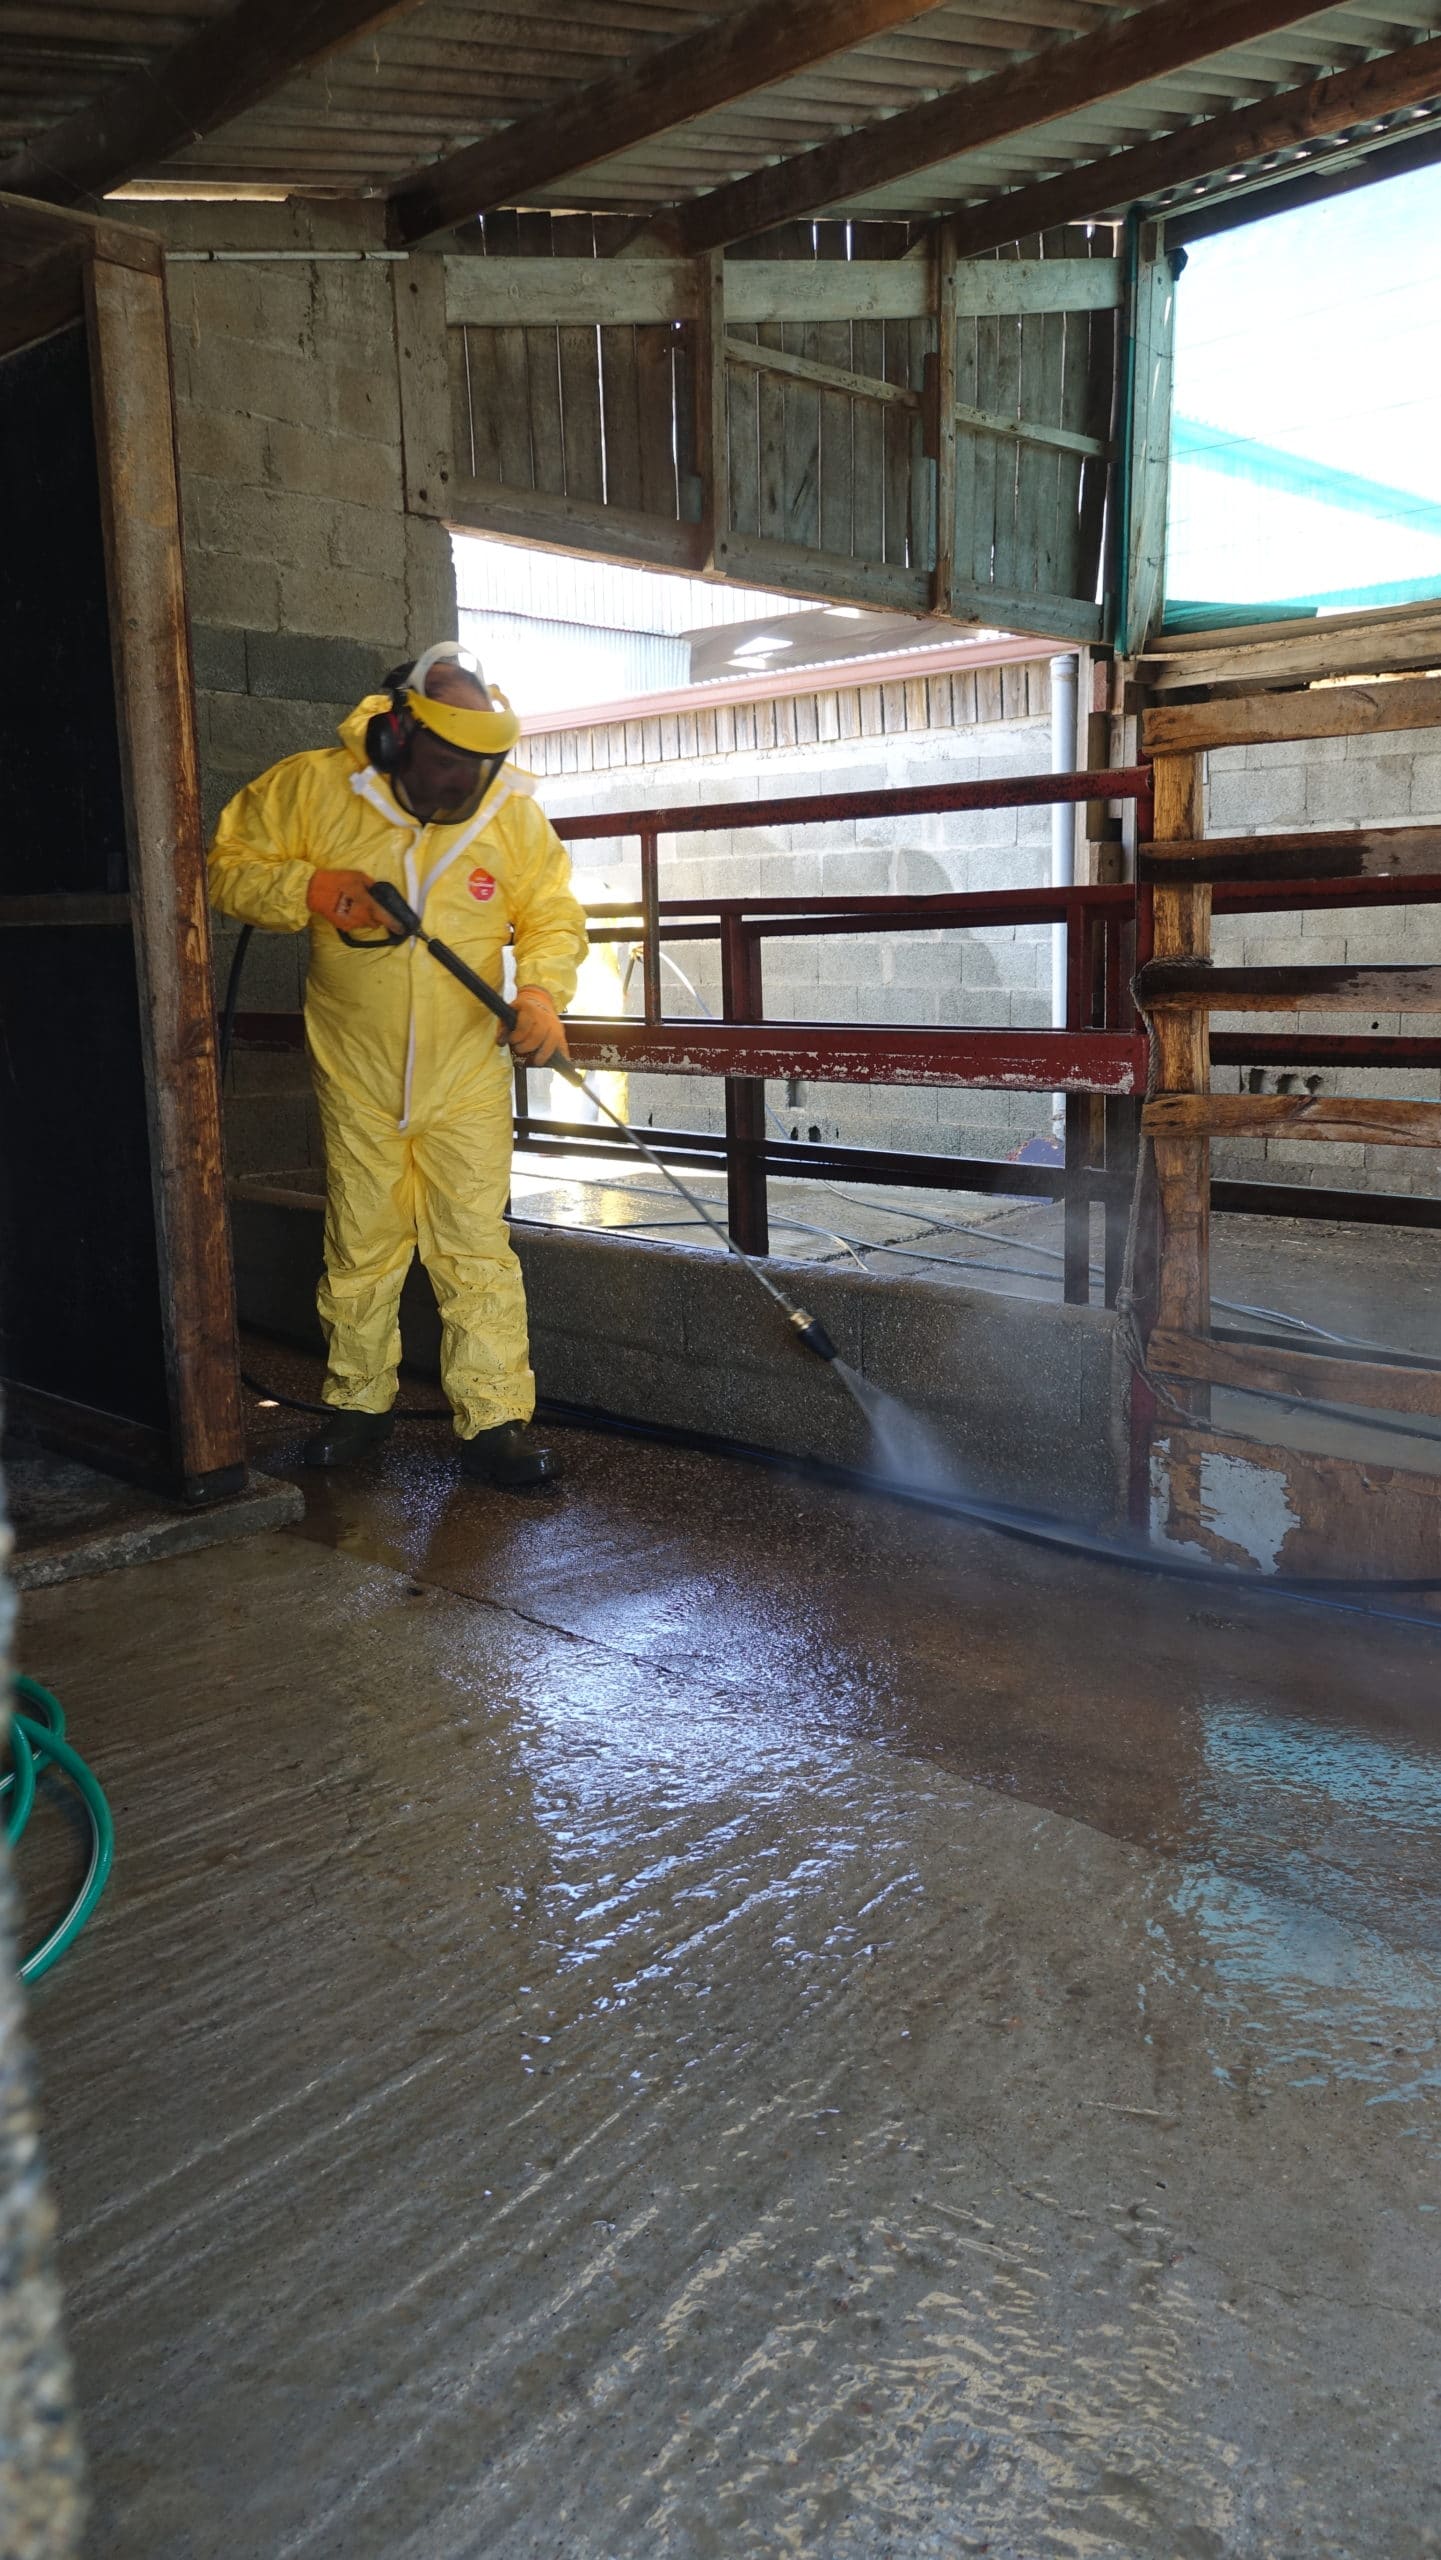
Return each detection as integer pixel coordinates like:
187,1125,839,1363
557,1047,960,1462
305,870,400,934
504,986,570,1068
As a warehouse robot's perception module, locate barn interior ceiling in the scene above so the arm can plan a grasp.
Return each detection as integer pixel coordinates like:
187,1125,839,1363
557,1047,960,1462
0,0,1439,256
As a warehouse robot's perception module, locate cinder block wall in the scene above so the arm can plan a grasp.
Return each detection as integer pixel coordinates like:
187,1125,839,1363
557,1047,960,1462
529,667,1064,1167
1206,730,1441,1201
117,200,458,1173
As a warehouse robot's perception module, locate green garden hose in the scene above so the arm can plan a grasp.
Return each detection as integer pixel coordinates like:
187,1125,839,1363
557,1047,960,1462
3,1678,114,1983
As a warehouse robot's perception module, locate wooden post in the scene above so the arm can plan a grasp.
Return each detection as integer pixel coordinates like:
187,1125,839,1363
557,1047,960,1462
931,220,957,616
1147,747,1210,1420
86,245,245,1498
695,248,728,571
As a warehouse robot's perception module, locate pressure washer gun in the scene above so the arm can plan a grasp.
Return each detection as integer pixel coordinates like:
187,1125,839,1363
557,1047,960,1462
365,878,839,1366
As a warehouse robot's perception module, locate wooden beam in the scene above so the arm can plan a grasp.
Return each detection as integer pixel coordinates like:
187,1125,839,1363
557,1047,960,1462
1141,599,1441,693
1140,825,1441,884
725,334,920,408
696,249,727,572
952,258,1121,315
388,0,956,249
446,477,706,574
1144,1094,1441,1145
954,400,1108,459
443,256,932,330
1148,1328,1441,1422
1166,103,1441,249
668,0,1338,253
932,220,958,616
0,0,426,208
1136,961,1441,1013
944,578,1102,643
943,33,1441,260
1143,674,1441,753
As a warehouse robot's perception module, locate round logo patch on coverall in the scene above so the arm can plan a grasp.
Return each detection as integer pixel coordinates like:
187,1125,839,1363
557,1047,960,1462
468,866,497,902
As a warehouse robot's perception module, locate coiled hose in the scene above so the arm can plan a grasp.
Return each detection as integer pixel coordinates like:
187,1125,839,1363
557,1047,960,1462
3,1679,114,1982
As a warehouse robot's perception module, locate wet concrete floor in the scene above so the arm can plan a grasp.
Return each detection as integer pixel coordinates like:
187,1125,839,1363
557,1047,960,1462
14,1390,1441,2558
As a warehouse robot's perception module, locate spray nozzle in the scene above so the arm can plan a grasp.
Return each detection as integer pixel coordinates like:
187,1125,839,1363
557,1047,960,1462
789,1309,839,1363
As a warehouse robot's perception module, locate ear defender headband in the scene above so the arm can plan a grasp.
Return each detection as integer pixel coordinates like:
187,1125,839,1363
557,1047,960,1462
398,640,520,757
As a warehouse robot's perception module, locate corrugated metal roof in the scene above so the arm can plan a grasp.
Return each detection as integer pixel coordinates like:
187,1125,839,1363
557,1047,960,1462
7,0,1441,224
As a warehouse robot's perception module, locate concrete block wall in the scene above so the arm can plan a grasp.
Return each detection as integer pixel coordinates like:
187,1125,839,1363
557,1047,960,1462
530,691,1063,1168
117,200,458,1175
1205,729,1441,1199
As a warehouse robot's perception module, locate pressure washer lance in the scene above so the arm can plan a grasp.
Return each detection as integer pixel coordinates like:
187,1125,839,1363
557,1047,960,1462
365,881,839,1366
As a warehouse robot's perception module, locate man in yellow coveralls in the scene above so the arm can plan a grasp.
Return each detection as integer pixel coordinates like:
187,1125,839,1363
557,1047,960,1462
209,642,588,1487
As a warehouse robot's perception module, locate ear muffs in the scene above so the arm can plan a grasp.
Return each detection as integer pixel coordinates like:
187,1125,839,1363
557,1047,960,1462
365,698,413,774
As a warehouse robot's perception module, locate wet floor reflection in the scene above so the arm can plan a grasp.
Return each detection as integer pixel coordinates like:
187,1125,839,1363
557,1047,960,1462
245,1353,1441,1968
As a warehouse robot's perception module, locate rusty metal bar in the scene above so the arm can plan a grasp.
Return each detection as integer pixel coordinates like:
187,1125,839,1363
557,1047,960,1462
563,1021,1149,1093
554,768,1151,844
638,827,662,1025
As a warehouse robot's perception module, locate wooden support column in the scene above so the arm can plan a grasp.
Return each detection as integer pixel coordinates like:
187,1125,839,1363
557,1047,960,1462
1147,749,1210,1420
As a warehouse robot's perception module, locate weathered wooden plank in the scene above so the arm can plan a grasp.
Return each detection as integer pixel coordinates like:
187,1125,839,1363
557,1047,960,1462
1015,237,1060,605
470,209,532,490
599,321,644,513
1149,1329,1441,1422
1143,675,1441,753
634,315,679,521
952,259,1122,316
814,225,854,562
968,250,1001,601
444,258,932,330
726,314,761,539
932,222,958,613
1144,1094,1441,1145
952,399,1108,462
1141,600,1441,694
392,252,452,517
1148,1427,1441,1580
945,579,1102,641
782,296,822,552
884,306,917,569
712,527,930,608
447,256,698,328
695,248,727,565
1124,227,1175,654
448,478,704,571
1139,825,1441,883
1148,750,1209,1406
851,297,886,566
725,334,920,409
553,214,603,507
87,249,244,1493
1136,961,1441,1013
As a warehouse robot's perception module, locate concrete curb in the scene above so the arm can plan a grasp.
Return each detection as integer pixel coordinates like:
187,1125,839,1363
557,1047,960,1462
233,1189,1131,1526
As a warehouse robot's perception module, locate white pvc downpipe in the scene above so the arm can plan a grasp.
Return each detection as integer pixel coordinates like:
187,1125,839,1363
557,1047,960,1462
1049,651,1080,1140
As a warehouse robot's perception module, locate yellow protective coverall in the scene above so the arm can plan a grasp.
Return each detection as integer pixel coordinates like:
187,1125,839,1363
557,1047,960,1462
208,697,588,1435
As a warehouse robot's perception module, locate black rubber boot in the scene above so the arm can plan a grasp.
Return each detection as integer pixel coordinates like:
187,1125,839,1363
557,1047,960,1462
458,1422,557,1488
301,1411,393,1468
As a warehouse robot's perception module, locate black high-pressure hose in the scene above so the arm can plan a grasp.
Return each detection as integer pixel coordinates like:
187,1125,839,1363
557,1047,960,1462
364,880,841,1365
233,888,1441,1616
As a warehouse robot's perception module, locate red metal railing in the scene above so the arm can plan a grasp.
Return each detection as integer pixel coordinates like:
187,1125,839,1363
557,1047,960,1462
540,766,1153,1297
232,761,1441,1298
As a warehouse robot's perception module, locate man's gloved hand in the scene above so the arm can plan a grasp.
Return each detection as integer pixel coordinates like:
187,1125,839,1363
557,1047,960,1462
505,986,570,1068
306,869,402,935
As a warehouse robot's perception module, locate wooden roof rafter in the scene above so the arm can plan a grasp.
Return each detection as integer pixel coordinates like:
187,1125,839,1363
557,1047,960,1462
654,0,1383,250
939,26,1441,254
386,0,961,248
0,0,430,208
